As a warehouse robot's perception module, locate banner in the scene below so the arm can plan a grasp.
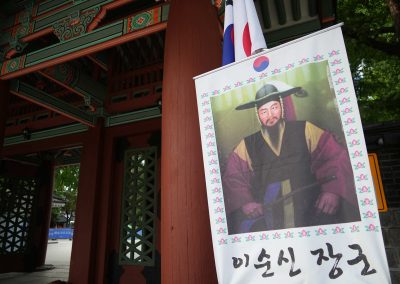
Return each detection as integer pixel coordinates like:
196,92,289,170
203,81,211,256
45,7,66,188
194,25,390,284
48,228,74,239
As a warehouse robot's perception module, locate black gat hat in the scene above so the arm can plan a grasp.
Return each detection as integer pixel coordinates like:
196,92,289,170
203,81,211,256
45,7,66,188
235,84,303,110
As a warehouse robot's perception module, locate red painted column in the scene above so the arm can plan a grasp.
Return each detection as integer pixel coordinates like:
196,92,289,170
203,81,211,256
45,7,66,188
0,80,10,155
161,0,221,283
33,160,54,267
69,121,104,283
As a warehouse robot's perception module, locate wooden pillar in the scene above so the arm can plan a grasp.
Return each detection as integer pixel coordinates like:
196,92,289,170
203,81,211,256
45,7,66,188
161,0,221,283
35,160,54,266
69,121,104,283
0,80,10,155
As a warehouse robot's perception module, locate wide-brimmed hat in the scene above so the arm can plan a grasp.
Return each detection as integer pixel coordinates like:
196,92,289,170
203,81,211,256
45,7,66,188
235,84,303,110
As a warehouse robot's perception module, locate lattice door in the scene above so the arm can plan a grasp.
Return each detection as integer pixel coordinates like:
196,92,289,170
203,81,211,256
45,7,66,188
0,176,37,255
119,147,158,266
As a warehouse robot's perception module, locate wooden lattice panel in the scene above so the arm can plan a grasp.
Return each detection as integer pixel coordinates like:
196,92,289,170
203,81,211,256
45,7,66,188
0,176,37,255
119,147,158,266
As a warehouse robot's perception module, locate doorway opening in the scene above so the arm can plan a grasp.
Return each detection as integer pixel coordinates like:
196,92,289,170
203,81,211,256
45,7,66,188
45,147,81,280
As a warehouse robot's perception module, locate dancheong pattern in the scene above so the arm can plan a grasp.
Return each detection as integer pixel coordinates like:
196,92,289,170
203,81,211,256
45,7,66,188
124,7,161,34
1,56,26,75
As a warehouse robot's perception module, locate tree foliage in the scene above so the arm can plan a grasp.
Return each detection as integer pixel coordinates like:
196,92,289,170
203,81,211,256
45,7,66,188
337,0,400,123
52,165,80,227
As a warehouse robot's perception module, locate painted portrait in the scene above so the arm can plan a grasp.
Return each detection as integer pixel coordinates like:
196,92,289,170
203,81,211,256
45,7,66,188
210,61,361,235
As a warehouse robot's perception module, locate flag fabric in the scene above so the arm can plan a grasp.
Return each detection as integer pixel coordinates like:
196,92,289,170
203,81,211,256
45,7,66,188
222,0,267,65
222,0,234,65
233,0,248,60
244,0,267,55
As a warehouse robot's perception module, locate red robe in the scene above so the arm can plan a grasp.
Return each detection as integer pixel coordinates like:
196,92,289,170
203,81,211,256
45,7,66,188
222,120,359,233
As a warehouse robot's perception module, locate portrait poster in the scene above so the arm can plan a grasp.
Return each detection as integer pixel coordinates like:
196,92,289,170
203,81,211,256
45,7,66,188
194,25,391,284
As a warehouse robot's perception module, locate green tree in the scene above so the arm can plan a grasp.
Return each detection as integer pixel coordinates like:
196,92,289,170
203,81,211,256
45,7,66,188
337,0,400,123
52,165,80,227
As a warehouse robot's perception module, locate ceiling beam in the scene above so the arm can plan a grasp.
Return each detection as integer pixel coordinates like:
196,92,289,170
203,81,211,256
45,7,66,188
3,123,88,147
9,80,96,127
105,106,161,127
38,62,106,106
87,54,108,72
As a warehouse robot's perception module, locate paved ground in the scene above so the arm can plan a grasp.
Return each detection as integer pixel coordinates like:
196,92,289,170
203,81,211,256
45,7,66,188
0,240,72,283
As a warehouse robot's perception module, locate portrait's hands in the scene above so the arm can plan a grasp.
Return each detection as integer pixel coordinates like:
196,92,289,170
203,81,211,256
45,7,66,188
315,192,339,215
242,202,263,219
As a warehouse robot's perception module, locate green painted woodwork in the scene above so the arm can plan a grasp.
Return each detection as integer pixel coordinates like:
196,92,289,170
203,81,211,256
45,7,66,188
0,175,38,254
33,0,111,31
119,147,158,266
0,4,170,78
36,0,73,16
3,123,88,146
4,105,161,146
14,6,33,38
3,106,161,146
0,3,34,57
42,63,79,86
26,21,123,67
105,107,161,127
123,6,162,34
161,4,169,22
4,123,89,147
9,80,96,126
0,0,104,51
52,6,101,42
1,56,26,76
42,63,106,105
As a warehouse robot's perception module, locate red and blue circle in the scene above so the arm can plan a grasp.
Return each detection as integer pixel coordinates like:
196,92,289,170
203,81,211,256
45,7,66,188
253,56,269,72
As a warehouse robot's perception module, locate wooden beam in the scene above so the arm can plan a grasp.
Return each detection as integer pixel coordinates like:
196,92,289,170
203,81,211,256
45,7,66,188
2,130,85,157
9,80,96,127
38,62,106,105
0,4,169,80
5,114,75,137
1,0,137,57
0,81,10,156
87,54,108,72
